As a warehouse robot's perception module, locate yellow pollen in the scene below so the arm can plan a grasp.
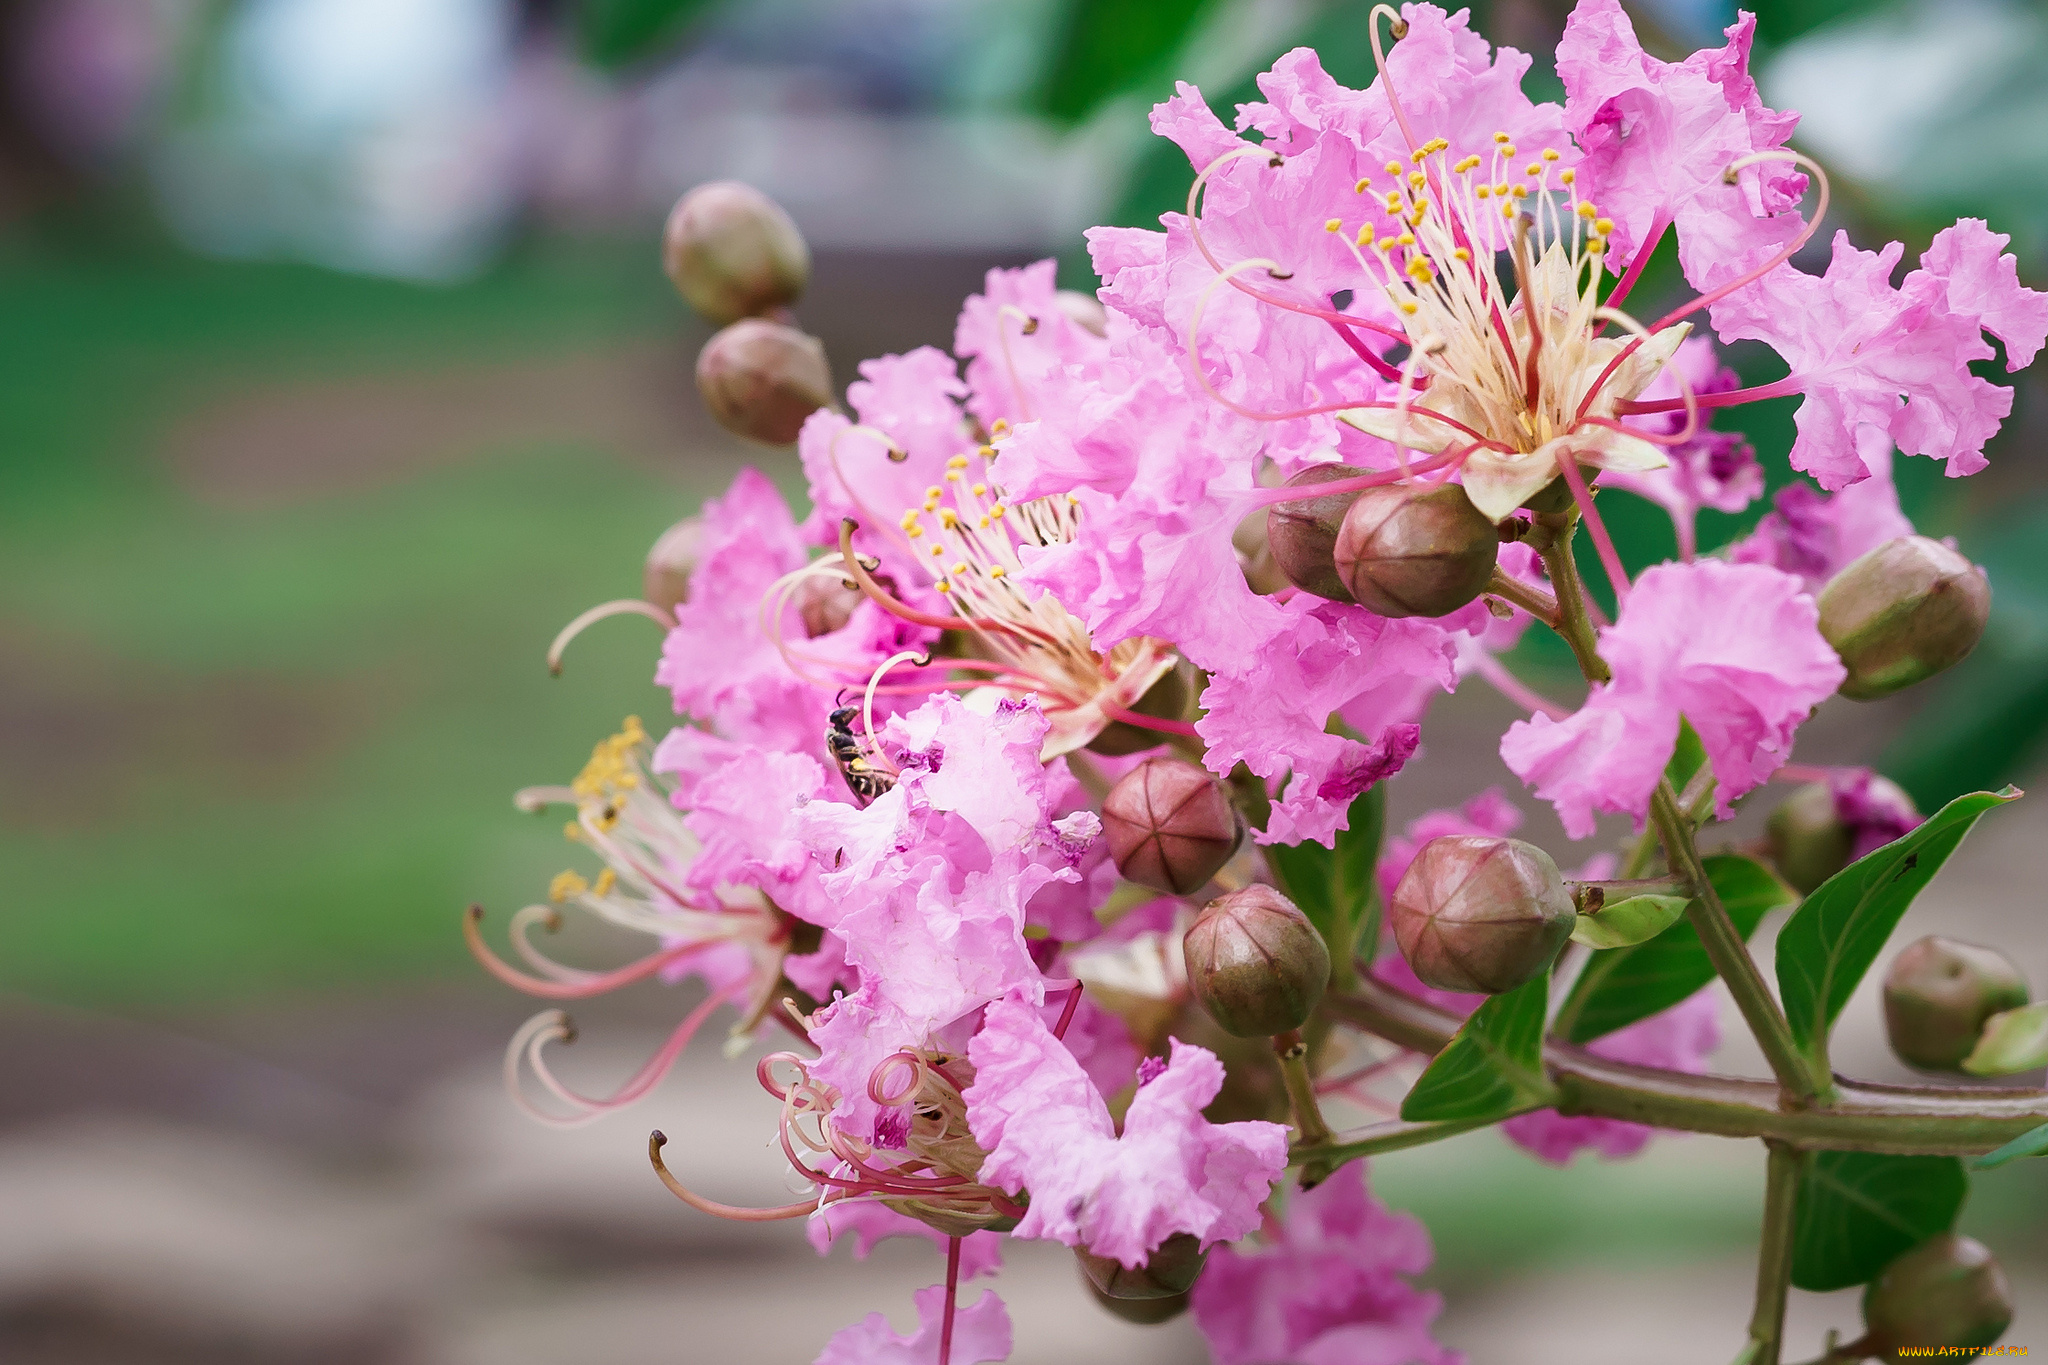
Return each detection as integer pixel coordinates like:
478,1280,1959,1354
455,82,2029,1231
1355,177,1371,193
939,508,958,528
947,453,969,469
900,510,920,529
593,868,617,896
1595,217,1615,234
978,516,990,528
989,503,1006,518
1543,148,1560,162
1399,299,1419,314
1398,232,1416,246
549,870,588,903
1494,183,1509,196
1325,218,1342,232
1356,225,1373,246
1577,202,1597,219
1526,163,1542,176
1510,184,1529,198
1407,171,1426,189
1377,236,1399,251
1561,168,1576,184
978,444,997,458
1502,204,1516,219
1476,186,1491,199
945,470,962,482
1502,144,1517,157
971,482,987,496
1383,192,1403,211
989,420,1009,436
952,562,968,575
1453,247,1471,261
1588,238,1607,255
989,566,1006,578
926,484,943,499
1493,131,1510,143
935,580,951,593
1384,159,1402,175
907,525,923,538
931,544,944,557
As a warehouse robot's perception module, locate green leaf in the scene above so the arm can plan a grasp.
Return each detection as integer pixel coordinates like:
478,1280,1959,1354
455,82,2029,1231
576,0,724,69
1975,1121,2048,1170
1266,783,1386,973
1571,893,1690,950
1035,0,1215,125
1556,855,1794,1044
1962,1003,2048,1076
1790,1151,1967,1291
1400,974,1554,1122
1776,788,2020,1077
1665,715,1707,792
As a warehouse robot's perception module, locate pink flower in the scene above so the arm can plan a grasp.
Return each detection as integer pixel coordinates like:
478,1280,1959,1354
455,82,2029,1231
1827,767,1924,860
1727,469,1914,594
1190,1162,1462,1365
1501,990,1722,1165
1709,225,2048,490
1501,560,1846,837
953,259,1109,430
813,1284,1011,1365
1599,337,1762,556
1558,0,1804,288
964,998,1288,1266
807,1202,1003,1282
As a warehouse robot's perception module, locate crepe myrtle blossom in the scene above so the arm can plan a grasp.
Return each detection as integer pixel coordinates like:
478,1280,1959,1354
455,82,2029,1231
814,1282,1012,1365
1728,462,1915,595
1191,1162,1461,1365
1502,559,1846,837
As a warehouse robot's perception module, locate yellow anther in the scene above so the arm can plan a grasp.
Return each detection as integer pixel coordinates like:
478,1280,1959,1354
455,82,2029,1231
563,822,579,842
1410,146,1428,164
1476,186,1491,199
907,525,923,538
944,470,962,482
1356,225,1374,246
1452,247,1471,262
1542,148,1560,162
1400,299,1420,314
1384,159,1403,175
1494,131,1510,143
1406,257,1433,281
989,503,1007,518
1455,155,1482,173
935,580,951,593
952,562,968,575
1397,232,1416,246
978,516,990,528
1377,236,1399,251
1502,144,1517,157
926,484,944,499
1510,184,1529,198
1355,177,1371,193
931,544,945,557
989,566,1007,578
1587,238,1607,255
1560,168,1576,185
1494,183,1510,196
1526,163,1542,176
971,482,987,496
1325,218,1342,232
593,869,617,896
978,444,997,458
1408,171,1426,189
1577,202,1597,218
1502,204,1516,219
549,870,589,903
939,508,959,528
1383,192,1403,211
900,510,920,529
989,420,1009,436
947,453,969,469
1595,217,1615,235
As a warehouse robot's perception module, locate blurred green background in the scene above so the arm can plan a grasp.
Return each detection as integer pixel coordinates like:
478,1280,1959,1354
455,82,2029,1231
1,1,2044,1362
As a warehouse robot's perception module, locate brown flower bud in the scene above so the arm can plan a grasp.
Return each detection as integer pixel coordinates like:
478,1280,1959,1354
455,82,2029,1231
696,319,834,445
642,516,705,613
794,572,862,637
1232,507,1293,596
1819,536,1990,700
1334,483,1499,617
1883,936,2029,1072
1862,1234,2014,1363
662,181,809,325
1101,757,1240,894
1054,289,1109,337
1765,781,1855,895
1076,1232,1208,1300
1085,1280,1190,1325
1184,886,1330,1037
1266,464,1366,602
1390,836,1574,994
1086,663,1194,756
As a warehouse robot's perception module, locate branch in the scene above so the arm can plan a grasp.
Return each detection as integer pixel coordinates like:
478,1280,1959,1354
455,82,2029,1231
1324,976,2048,1155
1746,1142,1807,1365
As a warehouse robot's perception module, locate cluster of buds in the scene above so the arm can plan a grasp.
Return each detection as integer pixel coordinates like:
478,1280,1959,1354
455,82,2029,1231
1883,936,2031,1073
1266,471,1500,617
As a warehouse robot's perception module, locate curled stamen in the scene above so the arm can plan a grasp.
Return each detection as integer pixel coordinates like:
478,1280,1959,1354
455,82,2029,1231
1649,149,1832,334
650,1131,819,1221
465,904,711,1000
863,649,933,755
547,599,673,677
511,980,743,1127
513,784,577,813
1367,4,1420,155
994,305,1039,422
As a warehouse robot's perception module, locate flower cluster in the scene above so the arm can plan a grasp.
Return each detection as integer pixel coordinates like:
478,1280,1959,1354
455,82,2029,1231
469,4,2045,1362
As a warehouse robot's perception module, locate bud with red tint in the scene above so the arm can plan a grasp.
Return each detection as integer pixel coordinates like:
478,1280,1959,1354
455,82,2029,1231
642,516,704,613
1334,483,1499,618
1266,463,1366,602
696,319,834,445
1100,757,1239,894
662,181,809,325
1184,886,1330,1038
1389,835,1574,994
1883,935,2029,1072
1862,1234,2013,1363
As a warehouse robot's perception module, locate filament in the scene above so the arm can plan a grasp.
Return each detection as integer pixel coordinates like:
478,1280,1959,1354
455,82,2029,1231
547,599,673,676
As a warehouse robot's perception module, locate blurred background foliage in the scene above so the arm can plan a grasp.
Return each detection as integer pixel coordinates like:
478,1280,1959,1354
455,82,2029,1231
0,0,2042,1003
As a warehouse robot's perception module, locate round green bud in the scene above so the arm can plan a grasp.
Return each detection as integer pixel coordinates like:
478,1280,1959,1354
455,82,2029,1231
1101,757,1241,895
1765,781,1856,895
1883,936,2030,1072
1184,885,1330,1037
1390,835,1574,994
1266,464,1366,602
1333,483,1499,618
695,319,834,446
662,181,810,326
1862,1234,2014,1362
1075,1232,1208,1300
1819,536,1990,700
642,516,705,613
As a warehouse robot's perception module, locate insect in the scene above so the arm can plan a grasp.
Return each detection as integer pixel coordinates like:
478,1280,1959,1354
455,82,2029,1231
826,704,895,805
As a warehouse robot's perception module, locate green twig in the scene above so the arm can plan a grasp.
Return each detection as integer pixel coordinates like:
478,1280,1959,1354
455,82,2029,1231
1746,1142,1809,1365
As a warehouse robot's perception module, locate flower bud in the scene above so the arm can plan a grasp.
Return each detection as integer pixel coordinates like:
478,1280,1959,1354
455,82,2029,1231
1054,288,1108,337
696,319,834,445
1266,464,1366,602
1084,1280,1190,1325
642,516,704,613
1087,663,1194,756
1075,1232,1208,1300
1390,835,1574,994
1765,781,1855,895
1184,886,1330,1037
1862,1234,2013,1363
1334,483,1499,618
1232,508,1292,596
1818,536,1990,700
1101,757,1240,894
794,572,862,637
1883,936,2029,1072
662,181,809,325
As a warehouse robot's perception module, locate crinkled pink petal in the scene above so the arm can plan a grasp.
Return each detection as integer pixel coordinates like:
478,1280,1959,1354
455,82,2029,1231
1501,560,1844,836
1190,1162,1461,1365
1727,468,1914,594
1559,0,1803,289
812,1284,1010,1365
1908,218,2048,371
806,1202,1002,1282
953,259,1109,429
1601,336,1762,549
964,999,1286,1265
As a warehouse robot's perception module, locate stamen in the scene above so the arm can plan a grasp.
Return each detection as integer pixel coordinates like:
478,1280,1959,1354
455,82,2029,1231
1552,451,1631,607
1650,149,1832,333
464,904,714,1000
649,1131,819,1221
547,599,674,677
